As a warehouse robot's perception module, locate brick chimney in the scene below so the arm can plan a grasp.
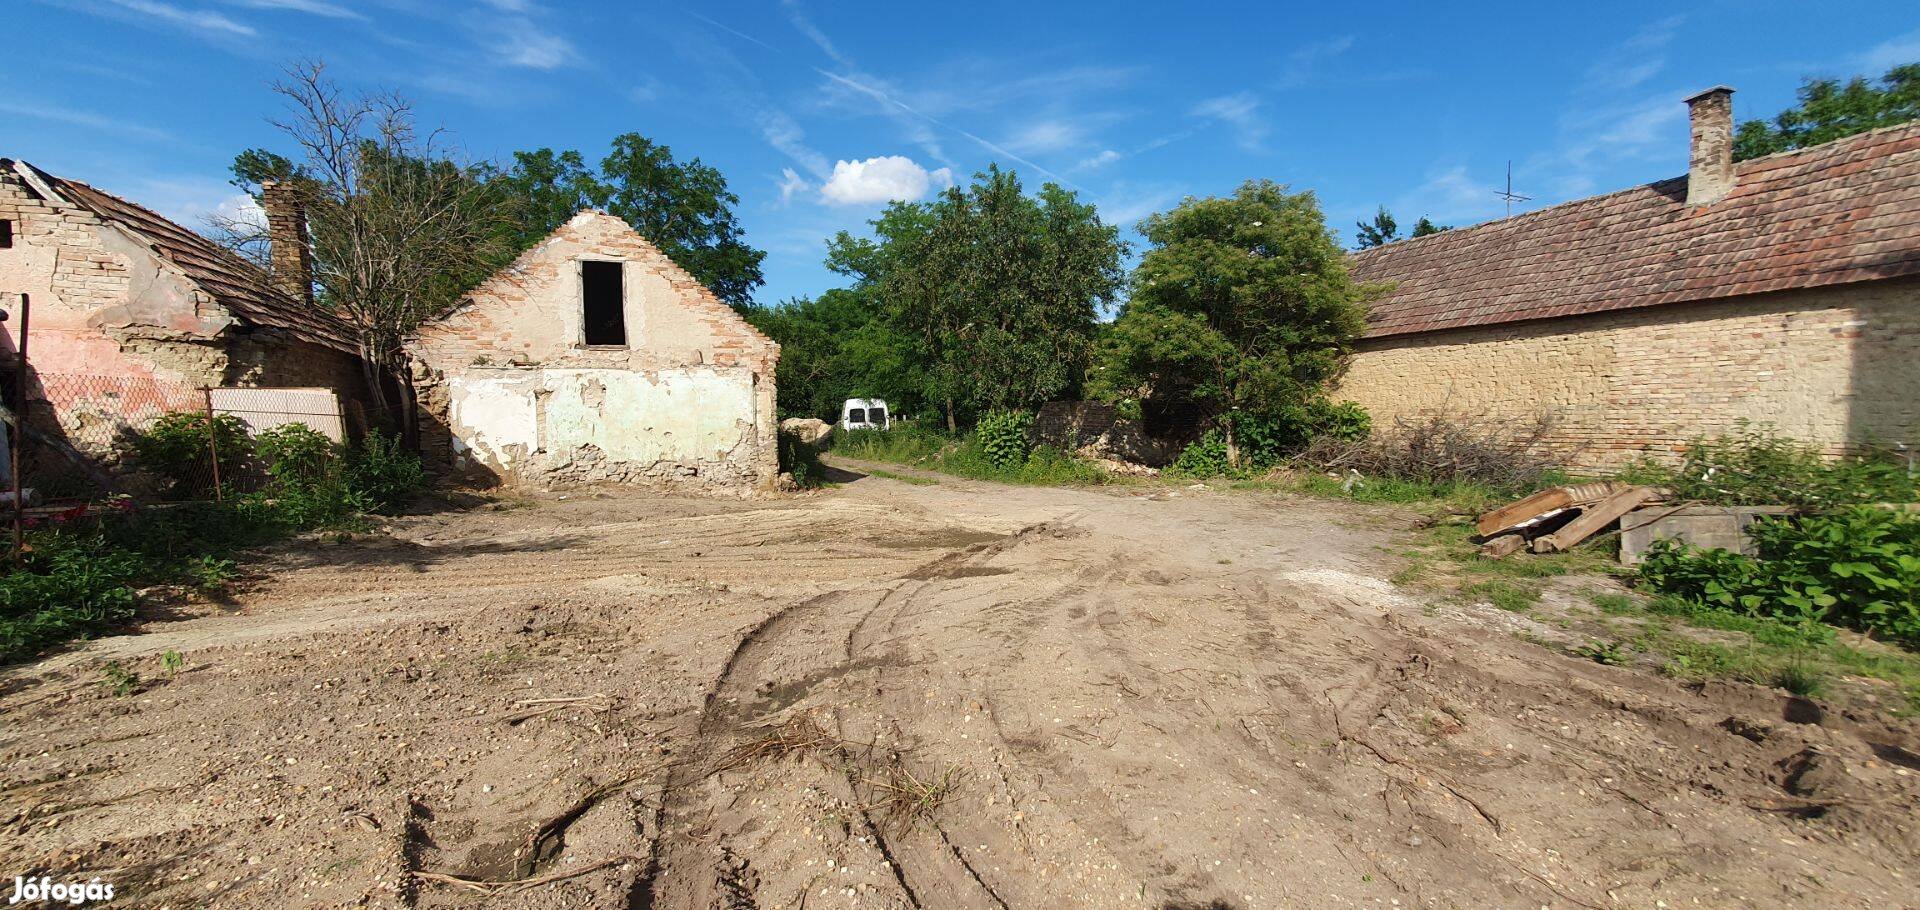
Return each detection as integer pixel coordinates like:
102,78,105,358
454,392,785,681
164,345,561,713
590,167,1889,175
260,180,313,306
1684,85,1736,206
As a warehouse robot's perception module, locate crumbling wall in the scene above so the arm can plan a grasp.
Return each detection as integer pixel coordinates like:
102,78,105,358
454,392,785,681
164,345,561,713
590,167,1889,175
1334,279,1920,469
410,210,780,492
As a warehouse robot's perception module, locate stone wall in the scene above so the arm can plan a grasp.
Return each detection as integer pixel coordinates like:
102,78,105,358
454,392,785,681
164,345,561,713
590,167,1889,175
1333,279,1920,469
409,210,780,493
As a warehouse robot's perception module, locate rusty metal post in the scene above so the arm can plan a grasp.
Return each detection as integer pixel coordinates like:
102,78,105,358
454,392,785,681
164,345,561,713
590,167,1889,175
202,387,223,502
12,293,29,566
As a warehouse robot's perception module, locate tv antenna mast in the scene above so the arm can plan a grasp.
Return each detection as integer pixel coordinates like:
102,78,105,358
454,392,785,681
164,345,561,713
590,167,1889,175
1495,160,1531,218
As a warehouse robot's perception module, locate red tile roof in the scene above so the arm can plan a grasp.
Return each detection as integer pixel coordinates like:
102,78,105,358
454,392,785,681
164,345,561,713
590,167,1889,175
16,163,358,353
1350,120,1920,339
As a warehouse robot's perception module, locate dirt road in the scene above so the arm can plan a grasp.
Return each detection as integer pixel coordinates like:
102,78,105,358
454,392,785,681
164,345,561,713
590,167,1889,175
3,460,1917,909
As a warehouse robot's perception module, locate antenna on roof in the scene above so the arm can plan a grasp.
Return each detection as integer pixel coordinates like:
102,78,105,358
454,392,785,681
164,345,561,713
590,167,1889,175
1495,160,1531,219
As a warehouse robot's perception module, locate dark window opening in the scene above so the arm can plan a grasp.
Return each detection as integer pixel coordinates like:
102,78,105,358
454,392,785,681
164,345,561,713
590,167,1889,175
868,408,886,424
0,220,12,249
846,408,866,423
581,260,626,346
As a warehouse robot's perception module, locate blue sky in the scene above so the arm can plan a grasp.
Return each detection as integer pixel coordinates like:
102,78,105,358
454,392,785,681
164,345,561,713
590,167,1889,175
7,0,1919,306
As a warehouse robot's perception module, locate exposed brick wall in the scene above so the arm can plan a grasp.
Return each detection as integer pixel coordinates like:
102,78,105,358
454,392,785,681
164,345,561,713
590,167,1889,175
410,210,780,492
1333,278,1920,469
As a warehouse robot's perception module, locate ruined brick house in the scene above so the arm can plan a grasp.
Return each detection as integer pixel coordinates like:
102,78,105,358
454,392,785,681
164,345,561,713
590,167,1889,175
0,159,365,482
1337,87,1920,469
408,210,780,492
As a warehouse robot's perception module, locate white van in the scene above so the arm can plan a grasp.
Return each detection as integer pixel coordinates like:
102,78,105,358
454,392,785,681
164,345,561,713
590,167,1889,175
840,398,891,431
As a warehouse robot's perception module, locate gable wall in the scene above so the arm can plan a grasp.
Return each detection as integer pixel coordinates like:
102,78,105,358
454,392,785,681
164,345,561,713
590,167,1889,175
409,211,780,492
1333,279,1920,469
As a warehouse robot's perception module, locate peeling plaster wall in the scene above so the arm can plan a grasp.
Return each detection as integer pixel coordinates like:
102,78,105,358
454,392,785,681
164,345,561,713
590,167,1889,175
411,210,780,492
0,177,233,396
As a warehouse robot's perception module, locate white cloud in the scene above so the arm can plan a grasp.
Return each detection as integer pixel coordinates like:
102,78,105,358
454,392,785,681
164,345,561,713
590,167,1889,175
758,110,831,179
1857,29,1920,72
0,99,175,142
1004,120,1085,155
777,168,811,205
1193,91,1268,152
819,156,952,206
212,192,267,231
496,29,573,69
104,0,256,36
1583,15,1683,93
1076,149,1122,171
1277,35,1354,89
628,75,666,104
222,0,363,20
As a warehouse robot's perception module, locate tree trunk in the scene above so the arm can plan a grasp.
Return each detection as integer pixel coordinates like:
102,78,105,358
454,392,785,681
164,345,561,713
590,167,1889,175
945,398,957,433
396,354,421,452
1225,421,1241,470
358,345,391,434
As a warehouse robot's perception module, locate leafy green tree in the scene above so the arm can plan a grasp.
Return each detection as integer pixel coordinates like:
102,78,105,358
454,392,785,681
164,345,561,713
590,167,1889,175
1354,206,1398,248
1355,207,1448,248
1734,63,1920,161
825,167,1126,429
742,288,920,420
1091,180,1375,465
493,135,766,308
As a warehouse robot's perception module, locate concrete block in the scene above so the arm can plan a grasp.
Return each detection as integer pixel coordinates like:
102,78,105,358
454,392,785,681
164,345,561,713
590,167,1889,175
1618,504,1798,564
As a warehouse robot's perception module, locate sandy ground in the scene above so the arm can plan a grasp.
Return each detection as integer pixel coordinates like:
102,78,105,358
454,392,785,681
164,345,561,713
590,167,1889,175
3,458,1918,910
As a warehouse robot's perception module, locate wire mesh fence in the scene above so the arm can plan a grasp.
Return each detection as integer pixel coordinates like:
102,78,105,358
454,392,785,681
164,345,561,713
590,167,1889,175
19,372,229,504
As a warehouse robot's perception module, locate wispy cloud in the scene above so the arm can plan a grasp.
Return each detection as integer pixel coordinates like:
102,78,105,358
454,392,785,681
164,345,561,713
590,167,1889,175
1856,28,1920,72
779,0,850,68
1276,35,1354,89
1075,149,1122,171
776,167,810,205
222,0,363,20
758,110,831,179
470,0,575,69
100,0,256,36
1582,15,1684,93
1193,92,1268,152
0,99,175,142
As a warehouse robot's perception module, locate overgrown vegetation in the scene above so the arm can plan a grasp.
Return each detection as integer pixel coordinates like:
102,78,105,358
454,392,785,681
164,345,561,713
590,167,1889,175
777,428,828,488
1294,411,1560,496
833,424,1112,487
1618,422,1917,509
0,420,427,663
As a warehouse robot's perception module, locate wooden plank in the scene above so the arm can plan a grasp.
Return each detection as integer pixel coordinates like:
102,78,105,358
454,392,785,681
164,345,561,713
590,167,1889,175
1530,486,1658,553
1475,482,1620,537
1478,534,1528,558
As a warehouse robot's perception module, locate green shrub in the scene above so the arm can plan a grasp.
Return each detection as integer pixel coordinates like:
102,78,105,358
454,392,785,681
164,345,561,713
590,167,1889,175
974,411,1035,468
1639,507,1920,647
1171,430,1236,478
131,412,253,496
1623,423,1918,508
255,423,338,487
0,531,142,660
340,433,426,514
778,429,827,488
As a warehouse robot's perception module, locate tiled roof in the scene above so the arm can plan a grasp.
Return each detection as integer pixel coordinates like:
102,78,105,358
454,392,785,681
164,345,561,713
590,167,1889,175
1350,120,1920,339
18,163,357,353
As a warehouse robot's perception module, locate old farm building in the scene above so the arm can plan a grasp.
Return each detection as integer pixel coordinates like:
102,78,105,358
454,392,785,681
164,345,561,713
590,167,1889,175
0,160,365,490
1338,87,1920,468
409,210,780,492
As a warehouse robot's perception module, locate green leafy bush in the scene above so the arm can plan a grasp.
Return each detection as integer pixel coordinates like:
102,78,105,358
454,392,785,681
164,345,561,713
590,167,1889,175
1639,507,1920,647
1171,430,1235,478
778,429,827,488
1621,423,1918,508
130,412,253,497
255,423,338,487
975,411,1035,469
340,433,426,514
0,531,142,660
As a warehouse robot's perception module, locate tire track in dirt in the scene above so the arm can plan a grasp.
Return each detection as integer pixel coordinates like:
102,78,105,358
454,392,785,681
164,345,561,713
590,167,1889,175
634,528,1049,909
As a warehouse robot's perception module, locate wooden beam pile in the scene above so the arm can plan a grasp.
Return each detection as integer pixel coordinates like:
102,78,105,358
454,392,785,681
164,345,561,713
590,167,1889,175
1474,483,1662,557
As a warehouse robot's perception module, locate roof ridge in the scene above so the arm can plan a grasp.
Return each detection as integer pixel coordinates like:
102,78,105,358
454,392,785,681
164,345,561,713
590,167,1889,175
1353,119,1920,262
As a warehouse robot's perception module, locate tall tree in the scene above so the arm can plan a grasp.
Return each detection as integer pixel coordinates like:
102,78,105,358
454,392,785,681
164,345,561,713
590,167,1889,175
247,61,516,443
1734,63,1920,160
1354,206,1398,248
1410,216,1450,237
826,167,1126,429
1091,180,1375,465
495,136,766,308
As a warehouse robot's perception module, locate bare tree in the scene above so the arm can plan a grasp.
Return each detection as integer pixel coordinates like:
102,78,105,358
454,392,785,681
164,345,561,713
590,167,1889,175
265,61,512,444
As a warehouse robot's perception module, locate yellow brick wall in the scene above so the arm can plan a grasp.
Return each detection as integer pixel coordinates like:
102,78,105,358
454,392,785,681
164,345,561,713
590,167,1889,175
1333,279,1920,469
